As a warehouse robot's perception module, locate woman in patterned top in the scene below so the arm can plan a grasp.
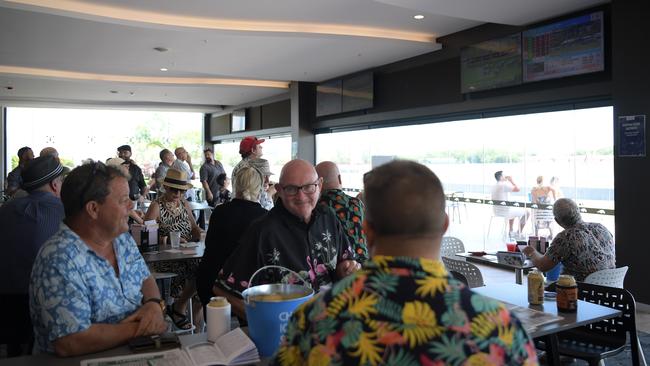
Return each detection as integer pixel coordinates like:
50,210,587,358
523,198,615,281
145,168,201,329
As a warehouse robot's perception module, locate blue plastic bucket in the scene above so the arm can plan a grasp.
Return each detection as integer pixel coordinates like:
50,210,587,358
242,266,313,357
545,262,563,282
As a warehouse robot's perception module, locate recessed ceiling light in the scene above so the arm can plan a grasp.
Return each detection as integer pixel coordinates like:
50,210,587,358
160,68,168,72
414,14,425,20
109,90,118,94
153,47,168,52
5,86,14,90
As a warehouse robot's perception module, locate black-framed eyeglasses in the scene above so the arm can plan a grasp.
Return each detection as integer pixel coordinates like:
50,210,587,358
280,180,319,196
78,162,106,207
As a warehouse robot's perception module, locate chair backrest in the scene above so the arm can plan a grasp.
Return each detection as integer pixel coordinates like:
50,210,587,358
584,266,628,288
448,270,469,287
575,282,643,365
441,256,484,288
441,236,465,257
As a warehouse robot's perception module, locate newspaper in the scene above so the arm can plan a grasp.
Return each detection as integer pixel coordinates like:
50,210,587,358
503,302,564,334
80,349,191,366
80,329,259,366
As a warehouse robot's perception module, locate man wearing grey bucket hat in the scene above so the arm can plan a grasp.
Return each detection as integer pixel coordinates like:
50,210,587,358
0,155,66,356
248,157,275,210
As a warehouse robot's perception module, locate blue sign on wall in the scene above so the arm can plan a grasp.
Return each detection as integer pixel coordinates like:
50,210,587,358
618,115,646,157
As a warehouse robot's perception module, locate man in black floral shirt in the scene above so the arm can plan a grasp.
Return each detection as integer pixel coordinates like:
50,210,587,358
316,161,368,262
214,159,359,318
273,160,537,366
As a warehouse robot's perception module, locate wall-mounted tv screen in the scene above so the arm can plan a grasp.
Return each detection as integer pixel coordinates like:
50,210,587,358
231,109,246,132
523,11,604,83
316,79,342,117
460,33,522,93
342,72,373,112
317,72,373,117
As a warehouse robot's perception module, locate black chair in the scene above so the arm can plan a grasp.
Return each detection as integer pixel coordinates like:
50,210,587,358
540,282,645,366
0,294,33,357
448,270,469,287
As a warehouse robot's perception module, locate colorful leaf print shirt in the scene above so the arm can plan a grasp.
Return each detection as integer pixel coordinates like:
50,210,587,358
273,256,538,366
318,189,368,262
29,223,150,353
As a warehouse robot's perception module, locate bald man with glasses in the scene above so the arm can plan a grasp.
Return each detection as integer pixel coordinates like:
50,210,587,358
213,159,359,318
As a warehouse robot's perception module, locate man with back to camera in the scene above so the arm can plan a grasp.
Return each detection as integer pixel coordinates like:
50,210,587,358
29,162,167,356
316,160,368,262
492,170,529,238
5,146,34,197
200,148,225,207
248,157,275,210
213,159,359,318
273,160,537,365
0,156,66,356
117,144,148,201
39,146,60,163
231,136,264,197
522,198,615,282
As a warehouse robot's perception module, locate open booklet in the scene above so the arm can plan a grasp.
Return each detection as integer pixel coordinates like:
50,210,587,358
80,328,260,366
502,302,564,334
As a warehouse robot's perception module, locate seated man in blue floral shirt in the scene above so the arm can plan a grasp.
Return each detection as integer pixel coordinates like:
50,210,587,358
30,162,167,357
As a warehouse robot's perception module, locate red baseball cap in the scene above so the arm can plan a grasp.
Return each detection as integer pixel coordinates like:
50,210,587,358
239,136,265,154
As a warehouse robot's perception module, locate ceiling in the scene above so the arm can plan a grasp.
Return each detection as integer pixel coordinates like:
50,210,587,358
0,0,608,112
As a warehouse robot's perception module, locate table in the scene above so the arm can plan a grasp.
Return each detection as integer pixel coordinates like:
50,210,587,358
141,243,205,264
0,331,269,366
189,201,212,229
474,283,621,365
456,252,535,284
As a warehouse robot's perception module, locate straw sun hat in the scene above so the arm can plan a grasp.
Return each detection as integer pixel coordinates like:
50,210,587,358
163,168,193,190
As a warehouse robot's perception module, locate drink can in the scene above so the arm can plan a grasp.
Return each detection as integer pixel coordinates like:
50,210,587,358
527,270,545,305
556,275,578,312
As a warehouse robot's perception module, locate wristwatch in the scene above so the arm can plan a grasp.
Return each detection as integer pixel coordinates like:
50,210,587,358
143,297,166,314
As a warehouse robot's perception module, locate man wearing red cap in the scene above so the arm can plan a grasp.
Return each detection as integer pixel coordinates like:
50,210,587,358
230,136,264,197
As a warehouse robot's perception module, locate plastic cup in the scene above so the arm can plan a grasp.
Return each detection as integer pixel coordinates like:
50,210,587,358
506,242,517,252
170,231,181,249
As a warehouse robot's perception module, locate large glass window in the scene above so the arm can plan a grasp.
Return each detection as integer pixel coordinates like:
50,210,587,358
6,108,203,182
316,106,614,251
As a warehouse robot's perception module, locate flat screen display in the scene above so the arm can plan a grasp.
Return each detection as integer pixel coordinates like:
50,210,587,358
316,79,342,117
341,72,373,112
460,33,522,93
231,109,246,132
523,11,604,82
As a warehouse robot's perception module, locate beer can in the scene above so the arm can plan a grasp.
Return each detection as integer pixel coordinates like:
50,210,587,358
527,270,545,305
556,275,578,312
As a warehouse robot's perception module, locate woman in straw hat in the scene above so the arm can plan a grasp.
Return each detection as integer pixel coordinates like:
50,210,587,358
145,168,202,330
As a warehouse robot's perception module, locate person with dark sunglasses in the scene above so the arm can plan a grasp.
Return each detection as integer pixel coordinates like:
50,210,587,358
144,168,202,330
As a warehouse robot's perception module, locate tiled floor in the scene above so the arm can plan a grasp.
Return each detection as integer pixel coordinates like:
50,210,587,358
472,261,650,333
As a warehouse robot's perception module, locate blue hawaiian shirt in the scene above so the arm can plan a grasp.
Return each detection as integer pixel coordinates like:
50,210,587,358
29,223,150,353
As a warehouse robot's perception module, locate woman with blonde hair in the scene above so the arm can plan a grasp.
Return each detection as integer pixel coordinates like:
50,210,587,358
530,175,558,237
196,167,267,308
144,168,202,330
